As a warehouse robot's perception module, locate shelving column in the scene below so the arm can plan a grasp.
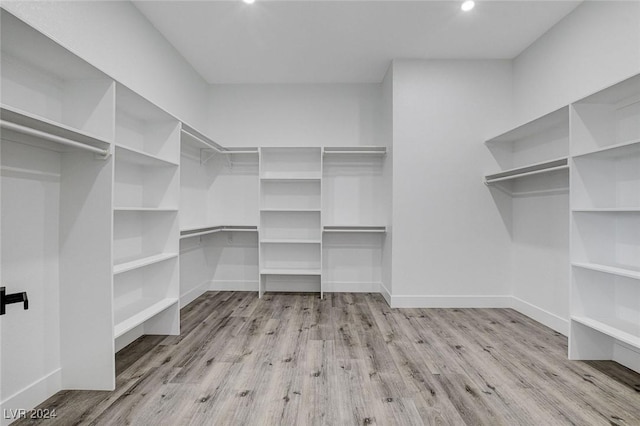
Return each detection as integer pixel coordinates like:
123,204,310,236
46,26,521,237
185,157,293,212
258,148,323,297
569,73,640,372
112,84,181,352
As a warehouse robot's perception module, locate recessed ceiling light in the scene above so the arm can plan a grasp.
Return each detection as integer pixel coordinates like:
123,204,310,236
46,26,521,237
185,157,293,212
243,0,255,4
461,0,475,11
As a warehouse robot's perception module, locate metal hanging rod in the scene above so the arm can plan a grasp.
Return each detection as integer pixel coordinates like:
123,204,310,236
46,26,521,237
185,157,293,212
181,128,224,153
0,120,109,157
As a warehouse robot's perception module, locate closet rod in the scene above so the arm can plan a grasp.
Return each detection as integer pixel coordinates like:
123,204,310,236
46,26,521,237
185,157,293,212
181,128,224,153
0,120,109,156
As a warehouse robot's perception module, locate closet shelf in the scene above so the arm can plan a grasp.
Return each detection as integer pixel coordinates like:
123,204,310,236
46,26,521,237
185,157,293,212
1,104,111,155
260,173,321,181
180,125,225,152
323,225,387,233
260,239,321,244
573,138,640,159
571,316,640,350
115,144,179,167
572,262,640,280
323,146,387,156
484,157,568,184
260,208,321,213
114,207,179,212
485,106,569,145
114,298,179,338
572,208,640,213
114,253,178,275
260,268,322,276
180,225,258,239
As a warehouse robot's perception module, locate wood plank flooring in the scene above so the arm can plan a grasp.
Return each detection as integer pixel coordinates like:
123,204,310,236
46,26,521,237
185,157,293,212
16,292,640,425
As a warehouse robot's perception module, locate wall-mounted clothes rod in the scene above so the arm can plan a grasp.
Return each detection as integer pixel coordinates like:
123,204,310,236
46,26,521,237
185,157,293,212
1,119,110,157
180,128,224,153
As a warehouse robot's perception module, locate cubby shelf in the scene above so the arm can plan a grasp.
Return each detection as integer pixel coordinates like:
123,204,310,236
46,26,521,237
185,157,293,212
113,253,178,275
484,157,568,184
114,298,179,338
573,138,640,159
572,262,640,281
571,316,640,350
115,144,179,167
323,225,387,233
1,104,111,155
260,268,322,276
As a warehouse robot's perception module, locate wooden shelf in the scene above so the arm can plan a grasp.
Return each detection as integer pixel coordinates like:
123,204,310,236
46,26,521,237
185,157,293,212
323,225,386,233
573,138,640,159
113,253,178,275
571,316,640,350
260,268,321,276
485,157,568,184
323,146,386,156
572,262,640,281
114,298,178,338
180,225,258,239
1,104,111,154
115,144,179,167
260,239,321,244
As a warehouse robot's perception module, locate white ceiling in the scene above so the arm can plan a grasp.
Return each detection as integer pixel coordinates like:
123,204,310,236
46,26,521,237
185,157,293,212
133,0,582,84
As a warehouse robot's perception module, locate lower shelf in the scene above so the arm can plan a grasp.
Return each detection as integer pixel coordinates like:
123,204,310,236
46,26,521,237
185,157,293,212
260,268,321,276
571,316,640,349
572,262,640,280
114,298,179,338
114,253,178,275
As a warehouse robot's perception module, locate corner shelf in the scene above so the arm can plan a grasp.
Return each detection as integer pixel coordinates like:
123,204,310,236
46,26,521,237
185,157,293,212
114,253,178,275
572,262,640,281
114,298,179,338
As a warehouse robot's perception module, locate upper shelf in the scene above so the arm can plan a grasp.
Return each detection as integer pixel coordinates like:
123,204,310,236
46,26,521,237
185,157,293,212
323,146,387,156
0,105,111,156
180,225,258,239
573,139,640,160
575,73,640,105
323,225,386,233
484,157,568,185
485,106,569,146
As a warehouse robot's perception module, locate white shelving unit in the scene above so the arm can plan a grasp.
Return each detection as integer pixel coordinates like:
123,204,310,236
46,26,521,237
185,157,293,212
569,73,640,372
484,106,569,194
322,147,387,293
112,84,180,352
259,148,323,297
1,8,116,404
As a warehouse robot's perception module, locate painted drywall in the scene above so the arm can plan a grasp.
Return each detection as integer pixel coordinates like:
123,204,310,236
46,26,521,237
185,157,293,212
1,1,209,130
513,0,640,124
390,60,513,307
207,84,383,147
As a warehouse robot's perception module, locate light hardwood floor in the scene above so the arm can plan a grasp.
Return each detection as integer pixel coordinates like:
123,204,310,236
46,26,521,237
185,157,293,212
16,292,640,425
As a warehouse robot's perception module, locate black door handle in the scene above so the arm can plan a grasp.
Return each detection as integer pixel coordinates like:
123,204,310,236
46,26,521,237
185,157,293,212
0,287,29,315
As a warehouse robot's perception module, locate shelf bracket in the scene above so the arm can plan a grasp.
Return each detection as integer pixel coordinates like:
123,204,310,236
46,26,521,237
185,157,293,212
200,148,218,165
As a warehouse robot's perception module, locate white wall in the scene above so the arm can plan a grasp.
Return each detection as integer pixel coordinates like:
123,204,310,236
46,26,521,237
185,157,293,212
390,60,513,307
513,0,640,124
208,84,383,147
2,1,209,130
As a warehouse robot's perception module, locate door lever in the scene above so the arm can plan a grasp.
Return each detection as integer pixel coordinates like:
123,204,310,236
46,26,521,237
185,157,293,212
0,287,29,315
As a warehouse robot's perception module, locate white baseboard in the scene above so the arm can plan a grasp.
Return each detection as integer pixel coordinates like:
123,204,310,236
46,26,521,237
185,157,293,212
180,280,210,307
0,369,61,426
209,280,258,292
510,296,569,336
322,281,381,293
379,282,391,306
614,342,640,373
390,294,512,309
